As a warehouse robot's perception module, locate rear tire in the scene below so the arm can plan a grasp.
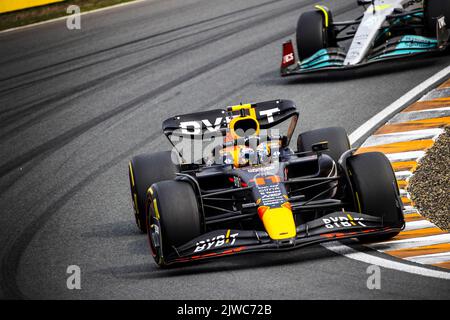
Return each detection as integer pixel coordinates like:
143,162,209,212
147,180,202,266
424,0,450,32
128,151,179,233
297,127,350,163
296,10,334,61
347,152,404,242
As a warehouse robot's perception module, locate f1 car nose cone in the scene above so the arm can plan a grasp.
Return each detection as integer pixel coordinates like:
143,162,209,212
258,205,296,240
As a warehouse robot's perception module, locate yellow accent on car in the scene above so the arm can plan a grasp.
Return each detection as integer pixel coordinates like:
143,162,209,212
128,162,135,187
347,213,356,226
260,206,296,240
129,162,139,214
355,192,362,213
230,104,252,112
314,5,329,27
133,194,139,214
233,146,241,168
228,104,260,140
153,199,160,220
225,229,231,243
373,4,392,12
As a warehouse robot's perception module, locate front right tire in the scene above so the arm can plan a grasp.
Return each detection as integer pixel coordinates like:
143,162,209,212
347,152,404,242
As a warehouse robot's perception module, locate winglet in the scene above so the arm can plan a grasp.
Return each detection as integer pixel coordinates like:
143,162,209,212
281,40,296,72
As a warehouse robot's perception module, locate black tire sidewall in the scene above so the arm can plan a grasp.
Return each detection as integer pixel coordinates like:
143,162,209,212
424,0,450,32
147,180,201,264
129,151,179,233
297,126,350,163
347,152,404,240
296,10,329,61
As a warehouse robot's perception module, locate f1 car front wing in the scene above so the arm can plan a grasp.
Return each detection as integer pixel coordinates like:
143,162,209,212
160,211,403,265
281,23,450,76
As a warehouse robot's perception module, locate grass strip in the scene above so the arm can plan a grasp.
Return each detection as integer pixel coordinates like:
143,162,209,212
0,0,137,31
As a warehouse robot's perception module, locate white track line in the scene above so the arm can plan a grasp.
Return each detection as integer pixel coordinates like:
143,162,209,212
403,220,436,232
361,128,443,147
349,65,450,146
420,87,450,101
368,234,450,251
395,171,413,181
322,241,450,279
403,207,419,214
387,107,450,123
405,252,450,265
385,151,425,162
0,0,149,34
322,67,450,279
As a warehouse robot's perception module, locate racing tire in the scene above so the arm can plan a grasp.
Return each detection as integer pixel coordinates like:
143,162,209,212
296,10,334,61
424,0,450,32
347,152,404,242
297,127,350,163
128,151,179,233
146,180,202,266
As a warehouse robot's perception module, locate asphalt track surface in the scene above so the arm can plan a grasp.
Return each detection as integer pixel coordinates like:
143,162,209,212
0,0,449,299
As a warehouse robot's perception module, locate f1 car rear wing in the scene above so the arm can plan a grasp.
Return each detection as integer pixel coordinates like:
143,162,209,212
162,99,299,141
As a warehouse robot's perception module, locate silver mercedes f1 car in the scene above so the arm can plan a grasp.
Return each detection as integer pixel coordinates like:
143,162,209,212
281,0,450,76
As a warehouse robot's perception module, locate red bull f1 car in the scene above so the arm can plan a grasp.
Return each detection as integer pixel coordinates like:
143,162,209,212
128,100,405,266
281,0,450,76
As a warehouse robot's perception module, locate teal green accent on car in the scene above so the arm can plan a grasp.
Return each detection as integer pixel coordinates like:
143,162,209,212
299,49,344,70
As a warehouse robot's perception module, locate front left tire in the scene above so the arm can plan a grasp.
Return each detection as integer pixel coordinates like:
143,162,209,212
296,9,335,61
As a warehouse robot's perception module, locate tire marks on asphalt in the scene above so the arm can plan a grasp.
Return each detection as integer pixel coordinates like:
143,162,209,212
0,0,324,136
0,1,359,180
0,76,257,299
0,0,284,90
0,131,159,299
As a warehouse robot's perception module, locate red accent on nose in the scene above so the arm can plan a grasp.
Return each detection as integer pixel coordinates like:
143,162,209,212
258,206,269,219
281,40,295,69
